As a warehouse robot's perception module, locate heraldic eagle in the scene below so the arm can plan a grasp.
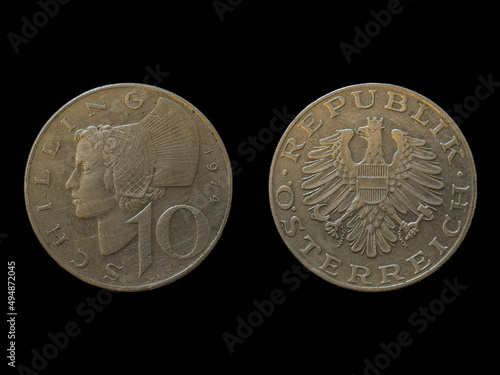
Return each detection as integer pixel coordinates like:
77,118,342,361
301,117,444,258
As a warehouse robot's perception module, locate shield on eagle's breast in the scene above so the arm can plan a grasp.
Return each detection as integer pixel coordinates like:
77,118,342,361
356,164,389,204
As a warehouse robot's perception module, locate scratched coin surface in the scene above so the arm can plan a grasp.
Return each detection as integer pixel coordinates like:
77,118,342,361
25,83,232,291
269,83,476,291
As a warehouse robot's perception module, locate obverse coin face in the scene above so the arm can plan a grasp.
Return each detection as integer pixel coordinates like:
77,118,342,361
25,84,232,291
269,83,476,291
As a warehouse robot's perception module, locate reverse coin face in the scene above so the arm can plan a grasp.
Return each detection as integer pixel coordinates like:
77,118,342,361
25,83,232,291
269,83,476,291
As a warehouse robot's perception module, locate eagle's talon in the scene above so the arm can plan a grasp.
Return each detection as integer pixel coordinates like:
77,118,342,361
404,222,420,241
325,220,342,239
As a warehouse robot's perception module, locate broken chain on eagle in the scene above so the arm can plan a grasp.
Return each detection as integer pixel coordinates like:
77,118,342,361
25,84,232,291
269,83,476,291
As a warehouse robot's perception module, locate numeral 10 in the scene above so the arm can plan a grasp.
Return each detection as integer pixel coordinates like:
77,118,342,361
127,203,211,278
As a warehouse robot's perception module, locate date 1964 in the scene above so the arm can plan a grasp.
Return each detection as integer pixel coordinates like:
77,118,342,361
7,261,16,367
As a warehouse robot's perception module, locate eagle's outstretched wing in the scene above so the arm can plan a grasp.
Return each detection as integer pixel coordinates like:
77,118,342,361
387,129,444,216
301,129,357,219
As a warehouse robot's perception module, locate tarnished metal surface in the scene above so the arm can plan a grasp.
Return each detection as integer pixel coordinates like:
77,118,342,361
25,84,232,291
269,83,476,291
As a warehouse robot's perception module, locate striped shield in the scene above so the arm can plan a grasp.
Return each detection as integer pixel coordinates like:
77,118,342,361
356,164,389,204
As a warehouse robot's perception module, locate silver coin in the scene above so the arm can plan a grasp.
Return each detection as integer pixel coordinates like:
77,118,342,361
25,83,232,291
269,83,476,291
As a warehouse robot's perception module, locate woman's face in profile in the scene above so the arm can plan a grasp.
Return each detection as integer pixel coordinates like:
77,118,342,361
65,138,116,218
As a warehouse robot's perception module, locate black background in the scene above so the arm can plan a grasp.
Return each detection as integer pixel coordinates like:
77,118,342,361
3,0,496,374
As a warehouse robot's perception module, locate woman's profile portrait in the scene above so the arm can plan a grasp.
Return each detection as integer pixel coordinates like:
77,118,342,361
65,97,200,257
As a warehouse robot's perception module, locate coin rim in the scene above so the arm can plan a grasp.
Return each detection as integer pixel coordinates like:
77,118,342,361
269,82,477,292
24,83,233,292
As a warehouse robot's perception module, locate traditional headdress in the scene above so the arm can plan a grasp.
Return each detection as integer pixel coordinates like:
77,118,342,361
108,97,200,199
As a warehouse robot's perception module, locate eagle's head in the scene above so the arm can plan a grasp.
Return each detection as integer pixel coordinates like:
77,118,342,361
356,125,383,147
356,117,384,144
357,117,386,164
